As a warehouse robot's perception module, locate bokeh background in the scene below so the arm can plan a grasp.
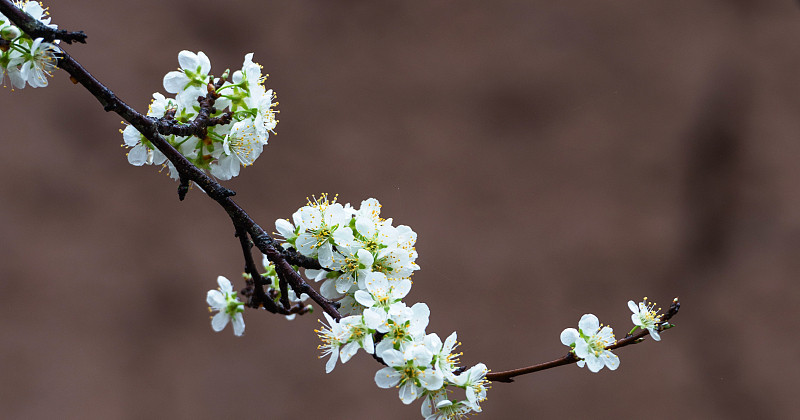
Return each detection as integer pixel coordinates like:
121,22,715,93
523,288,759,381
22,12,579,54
2,0,798,418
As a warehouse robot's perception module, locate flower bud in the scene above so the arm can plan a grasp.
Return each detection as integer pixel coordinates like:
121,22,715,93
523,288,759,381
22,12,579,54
1,25,21,41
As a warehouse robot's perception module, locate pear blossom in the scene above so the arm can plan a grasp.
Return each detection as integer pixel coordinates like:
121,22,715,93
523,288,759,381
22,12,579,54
338,308,385,362
354,272,411,310
294,196,349,257
424,332,460,381
375,302,430,355
15,37,59,88
206,276,245,336
560,314,619,372
322,246,375,294
122,125,167,166
375,345,444,405
163,50,211,99
316,312,346,373
629,298,662,341
453,363,490,412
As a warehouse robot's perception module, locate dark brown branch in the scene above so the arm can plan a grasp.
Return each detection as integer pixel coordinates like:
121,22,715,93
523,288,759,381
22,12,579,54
0,0,86,44
486,298,681,383
236,227,283,314
9,28,343,320
1,1,681,383
154,79,233,138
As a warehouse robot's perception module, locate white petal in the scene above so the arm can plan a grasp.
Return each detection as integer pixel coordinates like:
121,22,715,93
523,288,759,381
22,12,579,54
325,348,339,373
127,144,148,166
177,50,198,70
375,367,401,388
163,71,188,93
648,328,661,341
603,351,620,370
340,341,359,363
319,279,344,300
354,290,375,308
628,300,639,314
380,349,405,367
211,312,229,332
206,290,225,309
444,332,458,351
295,234,317,257
196,51,211,74
560,328,579,346
574,340,590,359
398,381,418,404
419,369,444,391
122,125,142,147
363,307,386,329
586,355,604,372
578,314,600,333
275,219,294,238
231,313,245,336
217,276,233,293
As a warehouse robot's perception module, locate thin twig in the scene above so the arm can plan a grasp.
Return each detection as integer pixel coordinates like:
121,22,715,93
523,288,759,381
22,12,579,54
486,298,681,383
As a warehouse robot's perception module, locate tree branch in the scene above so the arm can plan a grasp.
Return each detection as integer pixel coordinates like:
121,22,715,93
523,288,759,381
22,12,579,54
486,298,681,383
0,0,86,44
1,0,680,384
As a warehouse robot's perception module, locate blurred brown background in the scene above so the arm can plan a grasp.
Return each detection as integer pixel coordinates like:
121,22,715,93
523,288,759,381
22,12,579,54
2,0,798,418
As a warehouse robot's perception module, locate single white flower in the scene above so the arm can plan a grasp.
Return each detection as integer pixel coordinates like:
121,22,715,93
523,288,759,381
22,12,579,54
560,314,619,373
424,332,460,381
163,50,211,100
629,297,662,341
316,312,346,373
122,125,167,166
321,246,374,294
294,197,349,258
375,345,444,405
354,272,411,310
375,302,430,355
453,363,490,412
0,49,25,89
338,308,385,363
16,37,59,88
206,276,245,336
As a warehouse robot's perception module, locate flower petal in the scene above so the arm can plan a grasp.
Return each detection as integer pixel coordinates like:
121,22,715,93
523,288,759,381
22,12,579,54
211,312,229,332
375,367,401,388
560,328,579,346
231,313,245,336
578,314,599,334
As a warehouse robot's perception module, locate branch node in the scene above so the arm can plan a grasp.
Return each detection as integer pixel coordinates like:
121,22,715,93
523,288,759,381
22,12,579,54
178,176,190,201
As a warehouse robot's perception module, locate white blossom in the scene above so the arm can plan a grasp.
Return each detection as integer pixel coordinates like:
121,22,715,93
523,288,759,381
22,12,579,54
560,314,619,372
629,298,662,341
206,276,245,336
375,345,444,405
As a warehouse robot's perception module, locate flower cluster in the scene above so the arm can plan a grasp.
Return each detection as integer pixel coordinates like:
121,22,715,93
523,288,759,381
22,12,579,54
122,50,278,180
274,195,488,419
560,298,664,373
0,1,60,89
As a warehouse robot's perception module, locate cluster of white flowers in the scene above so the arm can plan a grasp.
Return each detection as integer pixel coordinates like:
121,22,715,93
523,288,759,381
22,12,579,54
122,50,277,181
560,298,664,373
0,1,60,89
270,195,489,419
